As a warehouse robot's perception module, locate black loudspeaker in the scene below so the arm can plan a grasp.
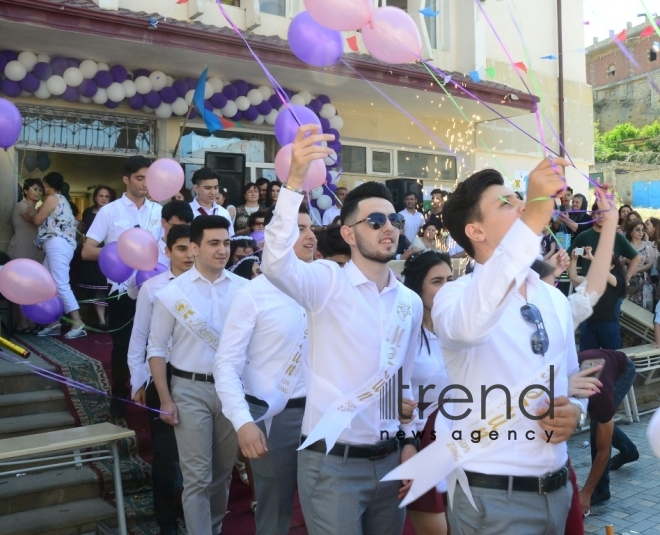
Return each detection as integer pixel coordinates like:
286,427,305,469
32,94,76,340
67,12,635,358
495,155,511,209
204,152,247,208
385,179,423,213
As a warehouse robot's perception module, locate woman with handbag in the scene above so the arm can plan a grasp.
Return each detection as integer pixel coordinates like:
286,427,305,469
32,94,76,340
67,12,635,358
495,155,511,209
625,221,656,311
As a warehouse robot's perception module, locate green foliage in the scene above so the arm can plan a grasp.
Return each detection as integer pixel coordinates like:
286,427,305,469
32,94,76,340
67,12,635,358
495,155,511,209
595,120,660,162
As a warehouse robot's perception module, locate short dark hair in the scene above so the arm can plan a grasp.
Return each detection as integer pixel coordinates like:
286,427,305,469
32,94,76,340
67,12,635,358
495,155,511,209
340,181,393,225
243,182,259,195
442,169,504,258
315,224,351,258
255,177,270,189
175,186,193,203
92,185,116,208
23,178,44,194
230,237,257,257
191,168,219,186
162,200,194,224
430,189,446,197
530,260,555,280
248,210,268,228
404,191,417,199
43,172,64,192
190,215,230,245
166,224,191,250
565,187,573,194
124,156,151,177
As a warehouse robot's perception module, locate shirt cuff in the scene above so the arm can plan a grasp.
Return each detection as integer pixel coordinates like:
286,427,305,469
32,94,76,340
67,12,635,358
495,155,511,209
231,408,255,433
147,351,168,360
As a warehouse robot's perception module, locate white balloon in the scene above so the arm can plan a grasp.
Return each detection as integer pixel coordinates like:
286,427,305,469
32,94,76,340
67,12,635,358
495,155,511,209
149,71,167,91
122,79,137,98
329,170,340,185
184,89,195,105
5,61,27,82
310,207,322,226
36,54,51,64
208,77,224,92
166,76,174,87
78,95,92,104
34,81,50,99
172,97,189,116
320,141,328,148
79,59,98,79
290,94,306,106
329,115,344,131
247,88,263,106
63,67,83,87
46,75,67,96
142,106,154,113
323,149,337,166
311,187,324,199
20,90,31,97
320,103,336,119
135,76,152,95
258,85,272,100
221,101,238,117
92,87,108,104
204,82,213,100
298,91,313,105
155,102,173,119
96,62,110,72
235,96,250,111
317,194,333,211
106,82,126,102
18,51,38,72
251,115,265,125
265,109,279,125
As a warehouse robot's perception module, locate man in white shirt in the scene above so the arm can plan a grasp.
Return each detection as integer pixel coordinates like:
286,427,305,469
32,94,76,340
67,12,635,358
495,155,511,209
433,157,588,534
398,191,425,243
147,215,245,535
156,201,193,268
82,155,161,418
262,126,423,535
127,224,193,535
189,168,235,236
321,186,348,226
215,204,316,535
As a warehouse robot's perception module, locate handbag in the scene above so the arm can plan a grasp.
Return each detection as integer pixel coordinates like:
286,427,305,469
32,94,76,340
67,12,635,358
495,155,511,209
555,222,572,251
626,277,640,295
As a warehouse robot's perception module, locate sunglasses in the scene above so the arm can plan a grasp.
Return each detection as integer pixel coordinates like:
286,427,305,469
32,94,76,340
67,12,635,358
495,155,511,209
520,304,549,356
349,212,405,231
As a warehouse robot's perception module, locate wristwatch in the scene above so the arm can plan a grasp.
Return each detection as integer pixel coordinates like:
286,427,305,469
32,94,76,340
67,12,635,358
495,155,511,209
571,400,586,430
283,183,302,194
399,437,421,451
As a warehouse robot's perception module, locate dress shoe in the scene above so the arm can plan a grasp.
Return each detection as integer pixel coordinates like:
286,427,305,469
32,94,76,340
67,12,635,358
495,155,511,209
590,489,611,505
610,451,639,471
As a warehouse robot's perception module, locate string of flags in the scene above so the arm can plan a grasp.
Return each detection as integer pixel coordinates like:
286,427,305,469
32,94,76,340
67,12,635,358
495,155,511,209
419,7,440,17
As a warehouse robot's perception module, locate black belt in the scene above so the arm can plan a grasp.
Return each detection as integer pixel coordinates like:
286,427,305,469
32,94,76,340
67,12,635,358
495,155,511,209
301,435,398,460
464,464,569,494
171,366,214,384
245,394,306,409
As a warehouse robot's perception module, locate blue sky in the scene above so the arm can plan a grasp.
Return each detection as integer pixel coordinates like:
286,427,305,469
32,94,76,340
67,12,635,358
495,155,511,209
583,0,660,45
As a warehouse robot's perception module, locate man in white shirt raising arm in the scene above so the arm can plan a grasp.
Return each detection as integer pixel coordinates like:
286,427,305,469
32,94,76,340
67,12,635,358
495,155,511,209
261,125,423,535
432,158,589,535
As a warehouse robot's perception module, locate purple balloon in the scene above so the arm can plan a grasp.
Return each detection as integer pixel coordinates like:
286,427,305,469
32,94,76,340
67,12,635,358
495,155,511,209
328,155,342,169
288,12,343,67
136,262,168,287
0,98,22,149
105,100,121,109
274,105,322,146
144,90,162,109
185,77,197,90
67,58,81,68
210,92,227,109
204,100,213,111
134,68,150,79
326,128,340,141
33,62,52,81
62,86,79,103
327,183,338,193
283,89,294,99
94,70,113,89
327,141,342,154
231,111,243,122
189,109,198,120
79,79,98,98
160,86,177,104
98,242,134,283
244,106,259,121
173,79,188,97
319,117,330,132
0,55,7,73
317,94,331,105
20,73,40,93
21,296,64,324
1,79,21,98
110,65,128,83
256,101,272,115
222,83,238,100
309,98,322,113
250,230,265,243
234,80,249,97
49,57,68,76
248,83,257,91
310,199,318,208
2,50,18,62
268,94,283,110
128,93,145,110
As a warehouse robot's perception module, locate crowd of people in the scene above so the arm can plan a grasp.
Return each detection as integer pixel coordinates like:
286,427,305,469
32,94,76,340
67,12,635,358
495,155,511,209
3,128,653,535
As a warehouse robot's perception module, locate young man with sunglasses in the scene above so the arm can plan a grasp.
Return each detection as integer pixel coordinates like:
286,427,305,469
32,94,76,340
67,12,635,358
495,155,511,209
261,125,423,535
431,159,589,534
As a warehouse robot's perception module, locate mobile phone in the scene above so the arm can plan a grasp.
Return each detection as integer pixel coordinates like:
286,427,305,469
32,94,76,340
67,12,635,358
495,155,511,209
580,358,605,379
574,247,584,256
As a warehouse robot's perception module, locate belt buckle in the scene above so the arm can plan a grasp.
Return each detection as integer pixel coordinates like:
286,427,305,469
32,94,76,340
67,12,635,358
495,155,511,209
538,472,551,495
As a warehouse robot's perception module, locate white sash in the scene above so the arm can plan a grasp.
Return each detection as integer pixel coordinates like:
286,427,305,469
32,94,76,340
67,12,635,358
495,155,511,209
299,285,414,452
243,315,308,436
156,284,221,352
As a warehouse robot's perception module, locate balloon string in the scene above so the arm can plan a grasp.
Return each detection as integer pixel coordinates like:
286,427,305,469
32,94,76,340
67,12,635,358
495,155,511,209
76,290,130,304
59,314,135,333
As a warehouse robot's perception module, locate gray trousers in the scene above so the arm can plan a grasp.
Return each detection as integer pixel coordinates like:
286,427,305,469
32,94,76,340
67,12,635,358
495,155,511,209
171,376,238,535
447,479,572,535
248,402,304,535
297,448,405,535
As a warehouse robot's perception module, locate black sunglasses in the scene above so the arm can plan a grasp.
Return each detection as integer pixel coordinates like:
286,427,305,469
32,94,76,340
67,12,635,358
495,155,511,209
520,304,549,356
349,212,405,231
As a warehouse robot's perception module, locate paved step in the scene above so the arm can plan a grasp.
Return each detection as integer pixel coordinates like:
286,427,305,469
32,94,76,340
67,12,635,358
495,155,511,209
0,412,76,440
0,356,59,395
0,497,117,535
0,390,68,418
0,466,100,516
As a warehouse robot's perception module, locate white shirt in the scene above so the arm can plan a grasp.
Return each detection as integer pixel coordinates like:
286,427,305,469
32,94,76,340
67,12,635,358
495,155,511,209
399,209,425,242
262,187,423,446
321,205,341,226
147,265,246,374
445,235,464,257
214,275,308,432
157,229,170,269
127,269,175,398
190,198,235,237
432,218,587,477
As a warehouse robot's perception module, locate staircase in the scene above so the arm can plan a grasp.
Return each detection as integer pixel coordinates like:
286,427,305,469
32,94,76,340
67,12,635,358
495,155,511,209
0,353,117,535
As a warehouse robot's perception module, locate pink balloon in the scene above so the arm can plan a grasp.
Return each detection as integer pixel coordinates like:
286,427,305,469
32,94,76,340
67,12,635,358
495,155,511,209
362,7,422,64
146,158,184,202
117,228,159,271
0,259,57,305
274,144,326,191
304,0,373,31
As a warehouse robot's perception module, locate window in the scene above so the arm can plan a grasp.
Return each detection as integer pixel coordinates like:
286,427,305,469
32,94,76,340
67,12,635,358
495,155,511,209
607,64,616,76
651,49,658,62
425,0,438,50
397,151,456,182
342,145,367,174
260,0,286,16
385,0,408,9
371,149,392,174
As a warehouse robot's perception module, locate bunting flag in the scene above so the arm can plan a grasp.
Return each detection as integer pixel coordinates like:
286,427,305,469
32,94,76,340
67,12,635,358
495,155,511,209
642,25,655,37
614,29,627,42
193,68,225,133
468,70,481,83
346,35,359,52
514,61,528,73
541,55,558,60
176,0,189,3
419,7,440,17
584,21,590,25
485,67,496,79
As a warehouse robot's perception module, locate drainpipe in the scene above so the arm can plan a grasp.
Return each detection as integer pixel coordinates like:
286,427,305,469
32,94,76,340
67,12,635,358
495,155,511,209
557,0,565,157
